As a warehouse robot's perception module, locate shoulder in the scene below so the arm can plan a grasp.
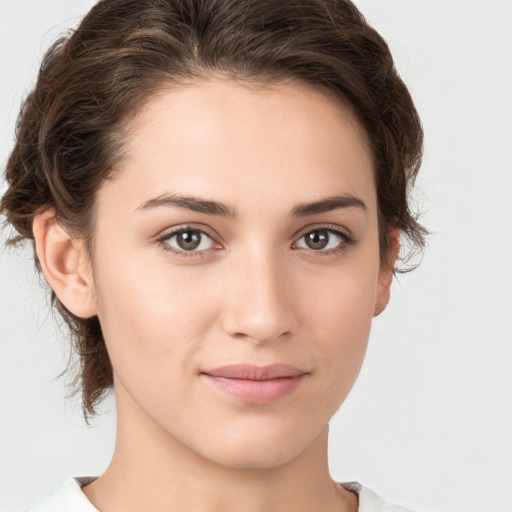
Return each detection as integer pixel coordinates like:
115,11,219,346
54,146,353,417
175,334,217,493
25,477,99,512
340,482,418,512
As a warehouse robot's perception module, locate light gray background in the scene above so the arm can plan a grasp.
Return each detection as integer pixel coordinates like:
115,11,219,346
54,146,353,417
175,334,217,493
1,1,511,511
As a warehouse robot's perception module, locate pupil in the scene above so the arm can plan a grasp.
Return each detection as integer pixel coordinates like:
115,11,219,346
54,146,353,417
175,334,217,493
178,231,201,250
307,230,328,250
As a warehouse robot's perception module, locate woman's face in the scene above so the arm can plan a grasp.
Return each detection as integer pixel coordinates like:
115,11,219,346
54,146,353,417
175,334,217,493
89,79,392,468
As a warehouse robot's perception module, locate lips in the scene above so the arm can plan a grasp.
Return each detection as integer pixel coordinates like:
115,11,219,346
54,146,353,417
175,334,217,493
201,364,308,404
204,364,306,380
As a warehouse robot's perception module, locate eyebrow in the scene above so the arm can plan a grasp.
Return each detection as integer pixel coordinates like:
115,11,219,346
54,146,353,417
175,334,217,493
136,193,366,218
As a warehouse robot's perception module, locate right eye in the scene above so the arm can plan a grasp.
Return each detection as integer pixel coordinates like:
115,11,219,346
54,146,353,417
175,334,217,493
159,227,218,255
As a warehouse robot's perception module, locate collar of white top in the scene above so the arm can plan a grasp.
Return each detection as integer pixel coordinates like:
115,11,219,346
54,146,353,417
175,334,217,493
26,476,415,512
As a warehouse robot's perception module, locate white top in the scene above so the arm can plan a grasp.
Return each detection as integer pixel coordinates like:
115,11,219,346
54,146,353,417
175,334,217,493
25,476,415,512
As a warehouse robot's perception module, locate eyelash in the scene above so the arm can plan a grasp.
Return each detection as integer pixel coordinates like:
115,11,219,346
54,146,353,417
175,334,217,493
156,224,356,259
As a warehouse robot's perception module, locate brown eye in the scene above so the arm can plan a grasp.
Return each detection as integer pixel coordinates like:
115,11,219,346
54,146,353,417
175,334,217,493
296,228,349,252
304,230,330,250
177,231,201,250
163,229,215,252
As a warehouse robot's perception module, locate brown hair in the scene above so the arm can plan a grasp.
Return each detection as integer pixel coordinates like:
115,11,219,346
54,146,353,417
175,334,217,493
1,0,426,419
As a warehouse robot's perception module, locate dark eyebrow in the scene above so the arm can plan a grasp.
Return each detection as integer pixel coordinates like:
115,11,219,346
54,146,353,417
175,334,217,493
136,193,237,218
291,195,367,217
136,193,366,218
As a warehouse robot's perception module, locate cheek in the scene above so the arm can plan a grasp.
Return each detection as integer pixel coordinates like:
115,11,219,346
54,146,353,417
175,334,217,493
92,254,217,387
299,255,380,381
302,249,380,332
313,280,374,363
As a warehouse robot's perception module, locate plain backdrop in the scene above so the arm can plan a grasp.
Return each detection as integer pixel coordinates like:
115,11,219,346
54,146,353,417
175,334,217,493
1,1,511,511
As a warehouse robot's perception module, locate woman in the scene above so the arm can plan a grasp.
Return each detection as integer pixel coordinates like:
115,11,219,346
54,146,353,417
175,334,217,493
1,0,426,510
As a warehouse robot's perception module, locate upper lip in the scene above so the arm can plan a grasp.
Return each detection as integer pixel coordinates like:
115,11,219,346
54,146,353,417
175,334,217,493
202,364,307,380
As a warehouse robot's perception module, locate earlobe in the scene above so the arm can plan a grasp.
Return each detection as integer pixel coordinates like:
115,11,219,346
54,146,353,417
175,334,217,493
374,229,400,317
32,210,97,319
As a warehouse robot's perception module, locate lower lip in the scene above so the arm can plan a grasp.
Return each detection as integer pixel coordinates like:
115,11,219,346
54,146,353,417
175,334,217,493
202,374,307,404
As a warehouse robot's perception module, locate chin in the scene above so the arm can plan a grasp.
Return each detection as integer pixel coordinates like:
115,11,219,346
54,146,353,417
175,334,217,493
205,444,303,470
191,419,326,470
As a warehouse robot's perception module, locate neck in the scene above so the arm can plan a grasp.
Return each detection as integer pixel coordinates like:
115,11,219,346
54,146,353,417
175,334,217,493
82,384,357,512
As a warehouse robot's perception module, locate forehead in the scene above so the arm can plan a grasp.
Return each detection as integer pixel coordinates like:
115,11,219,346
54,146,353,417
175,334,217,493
100,78,376,215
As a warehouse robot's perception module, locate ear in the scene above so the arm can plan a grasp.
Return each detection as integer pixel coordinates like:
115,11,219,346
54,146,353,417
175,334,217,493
374,229,400,317
32,209,98,319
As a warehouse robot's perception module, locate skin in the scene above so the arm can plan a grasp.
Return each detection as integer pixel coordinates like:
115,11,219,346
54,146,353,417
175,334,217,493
33,78,397,512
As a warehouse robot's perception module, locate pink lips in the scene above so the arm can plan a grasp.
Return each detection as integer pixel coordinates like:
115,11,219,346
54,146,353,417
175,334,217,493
201,364,307,404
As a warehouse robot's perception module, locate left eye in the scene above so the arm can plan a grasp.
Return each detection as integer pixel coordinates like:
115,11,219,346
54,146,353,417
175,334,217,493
295,229,347,252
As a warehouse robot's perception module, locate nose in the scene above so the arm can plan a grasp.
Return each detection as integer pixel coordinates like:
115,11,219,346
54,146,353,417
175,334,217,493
220,248,295,345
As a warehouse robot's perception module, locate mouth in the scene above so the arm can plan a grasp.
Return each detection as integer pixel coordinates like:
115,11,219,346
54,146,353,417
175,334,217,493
200,364,308,405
